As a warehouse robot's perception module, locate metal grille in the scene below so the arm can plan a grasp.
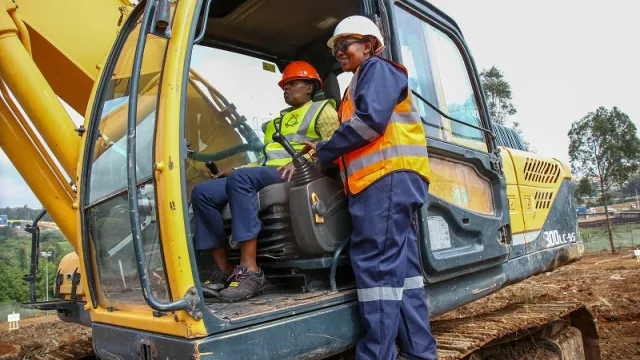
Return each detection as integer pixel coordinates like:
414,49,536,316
524,158,561,183
535,191,554,209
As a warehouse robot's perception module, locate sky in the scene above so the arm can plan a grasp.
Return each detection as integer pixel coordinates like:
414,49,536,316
1,0,639,208
429,0,640,158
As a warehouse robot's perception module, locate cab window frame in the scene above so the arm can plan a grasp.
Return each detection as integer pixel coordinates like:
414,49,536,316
387,0,496,154
80,0,176,308
80,2,146,308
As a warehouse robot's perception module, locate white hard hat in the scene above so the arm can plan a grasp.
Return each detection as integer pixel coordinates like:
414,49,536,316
327,15,385,55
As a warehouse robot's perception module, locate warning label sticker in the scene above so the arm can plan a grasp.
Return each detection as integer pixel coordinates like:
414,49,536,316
427,216,451,251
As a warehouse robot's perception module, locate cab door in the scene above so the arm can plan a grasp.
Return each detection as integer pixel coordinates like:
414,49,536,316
79,0,205,337
384,0,511,283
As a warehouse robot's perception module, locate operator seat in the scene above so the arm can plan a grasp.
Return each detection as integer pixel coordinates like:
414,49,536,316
221,73,347,261
313,72,341,105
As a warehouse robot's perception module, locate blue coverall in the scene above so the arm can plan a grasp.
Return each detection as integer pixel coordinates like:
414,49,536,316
316,57,438,360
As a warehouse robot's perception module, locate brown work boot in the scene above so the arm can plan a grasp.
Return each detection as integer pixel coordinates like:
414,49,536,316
202,264,233,298
217,265,267,302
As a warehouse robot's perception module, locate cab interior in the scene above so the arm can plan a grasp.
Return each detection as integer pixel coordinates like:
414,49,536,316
184,0,364,321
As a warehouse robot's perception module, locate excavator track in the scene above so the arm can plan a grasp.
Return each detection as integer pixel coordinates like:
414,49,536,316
29,302,599,360
431,301,600,360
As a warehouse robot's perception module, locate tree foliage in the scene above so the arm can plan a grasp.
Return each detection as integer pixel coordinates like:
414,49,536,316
479,66,532,151
568,106,640,252
622,173,640,197
0,228,69,304
480,66,517,126
574,177,594,203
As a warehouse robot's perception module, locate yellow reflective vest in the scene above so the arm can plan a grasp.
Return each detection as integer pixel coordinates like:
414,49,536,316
261,99,335,166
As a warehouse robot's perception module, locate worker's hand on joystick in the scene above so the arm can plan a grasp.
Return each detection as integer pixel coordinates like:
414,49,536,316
276,162,296,182
300,141,318,159
211,168,233,179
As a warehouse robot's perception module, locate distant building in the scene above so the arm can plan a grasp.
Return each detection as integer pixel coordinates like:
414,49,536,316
0,215,7,228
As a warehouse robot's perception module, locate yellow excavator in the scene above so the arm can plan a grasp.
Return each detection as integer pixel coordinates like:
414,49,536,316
1,0,600,358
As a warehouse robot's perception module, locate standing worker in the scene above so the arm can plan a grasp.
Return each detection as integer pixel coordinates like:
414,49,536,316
303,16,438,359
191,61,339,302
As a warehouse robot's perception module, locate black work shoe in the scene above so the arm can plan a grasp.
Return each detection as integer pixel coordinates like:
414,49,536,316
217,266,267,302
202,265,232,298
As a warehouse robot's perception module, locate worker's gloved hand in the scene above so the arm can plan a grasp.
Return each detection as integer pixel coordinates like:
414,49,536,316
211,168,233,179
276,162,296,182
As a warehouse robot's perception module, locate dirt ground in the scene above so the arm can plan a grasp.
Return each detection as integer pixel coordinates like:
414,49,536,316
0,249,638,359
435,248,640,359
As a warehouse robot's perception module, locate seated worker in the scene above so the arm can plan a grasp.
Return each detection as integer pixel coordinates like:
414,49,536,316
191,61,339,302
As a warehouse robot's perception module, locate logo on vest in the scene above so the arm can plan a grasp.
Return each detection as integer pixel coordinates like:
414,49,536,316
285,113,300,127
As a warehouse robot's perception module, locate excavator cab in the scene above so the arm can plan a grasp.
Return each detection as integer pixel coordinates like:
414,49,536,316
80,0,512,331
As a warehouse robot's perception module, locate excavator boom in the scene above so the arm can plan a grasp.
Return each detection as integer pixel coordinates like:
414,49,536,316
14,0,133,115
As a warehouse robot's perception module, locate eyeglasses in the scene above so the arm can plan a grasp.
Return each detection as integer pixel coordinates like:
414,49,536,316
332,38,369,58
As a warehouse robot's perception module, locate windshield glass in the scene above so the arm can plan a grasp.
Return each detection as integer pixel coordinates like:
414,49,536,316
184,46,288,198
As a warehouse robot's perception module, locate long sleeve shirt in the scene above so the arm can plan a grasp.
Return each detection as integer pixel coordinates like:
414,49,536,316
315,57,408,167
240,101,340,168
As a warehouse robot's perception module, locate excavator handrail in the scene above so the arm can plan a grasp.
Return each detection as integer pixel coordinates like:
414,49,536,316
194,0,212,44
23,209,48,303
126,0,198,316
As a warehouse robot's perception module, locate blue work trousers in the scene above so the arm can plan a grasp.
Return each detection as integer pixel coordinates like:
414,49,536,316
349,171,438,360
191,166,285,250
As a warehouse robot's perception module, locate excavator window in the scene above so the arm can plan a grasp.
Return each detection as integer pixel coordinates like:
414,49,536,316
394,6,489,153
83,8,174,306
184,46,287,199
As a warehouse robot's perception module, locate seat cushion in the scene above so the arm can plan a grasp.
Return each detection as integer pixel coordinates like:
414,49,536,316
222,182,294,220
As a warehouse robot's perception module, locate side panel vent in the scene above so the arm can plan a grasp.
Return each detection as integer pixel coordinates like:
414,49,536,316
524,158,561,184
535,191,554,209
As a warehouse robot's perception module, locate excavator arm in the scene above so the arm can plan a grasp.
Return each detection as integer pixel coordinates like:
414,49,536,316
13,0,134,114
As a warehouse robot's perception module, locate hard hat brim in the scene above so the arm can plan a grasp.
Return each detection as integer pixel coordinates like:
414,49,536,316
278,77,323,90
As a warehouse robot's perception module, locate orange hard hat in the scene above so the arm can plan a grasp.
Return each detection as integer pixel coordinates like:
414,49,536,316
278,61,323,89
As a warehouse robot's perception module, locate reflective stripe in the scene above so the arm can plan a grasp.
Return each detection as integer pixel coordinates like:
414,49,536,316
404,275,424,289
297,101,324,136
357,287,403,302
284,133,315,143
340,171,347,183
351,115,380,141
347,144,427,177
357,276,424,302
264,150,291,160
264,133,315,146
391,111,422,124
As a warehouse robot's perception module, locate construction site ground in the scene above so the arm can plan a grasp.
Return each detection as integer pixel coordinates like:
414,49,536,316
0,249,638,360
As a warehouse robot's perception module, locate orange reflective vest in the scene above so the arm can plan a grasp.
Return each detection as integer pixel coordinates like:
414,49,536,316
338,58,430,195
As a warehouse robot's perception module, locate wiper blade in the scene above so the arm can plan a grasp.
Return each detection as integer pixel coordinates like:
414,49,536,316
411,90,495,139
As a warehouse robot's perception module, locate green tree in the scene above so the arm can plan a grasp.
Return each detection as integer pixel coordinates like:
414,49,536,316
480,66,532,151
622,173,640,198
480,66,517,126
17,246,28,271
574,177,594,203
569,106,640,253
